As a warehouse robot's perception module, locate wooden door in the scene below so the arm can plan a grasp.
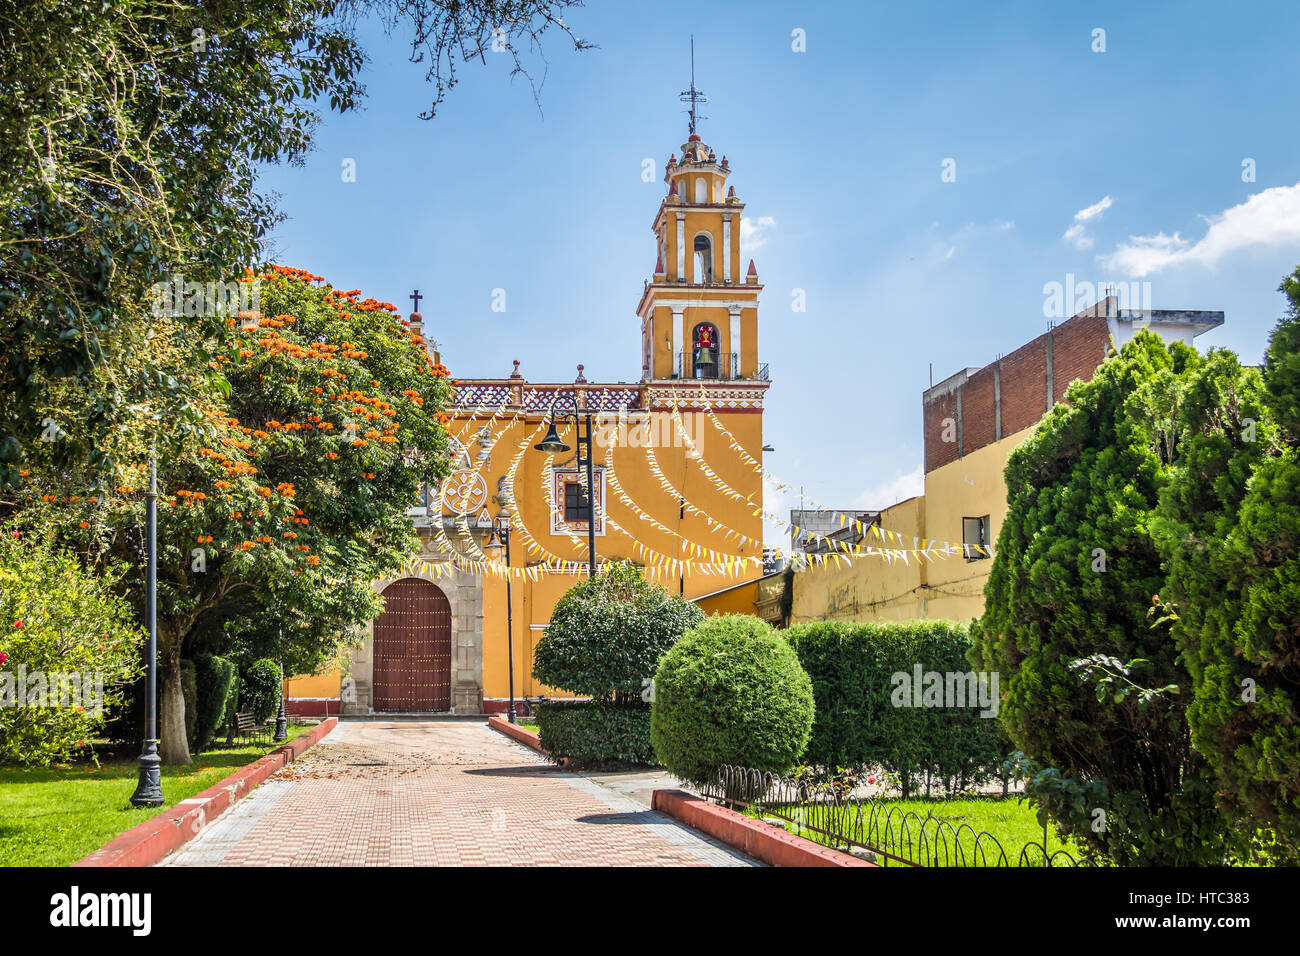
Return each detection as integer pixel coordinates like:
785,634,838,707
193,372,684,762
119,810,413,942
372,578,451,712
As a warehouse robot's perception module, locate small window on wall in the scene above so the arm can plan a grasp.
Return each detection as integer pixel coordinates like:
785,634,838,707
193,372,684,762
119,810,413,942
963,515,991,560
563,481,591,523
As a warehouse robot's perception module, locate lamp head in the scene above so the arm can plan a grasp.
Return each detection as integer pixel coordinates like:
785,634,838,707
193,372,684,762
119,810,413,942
535,421,570,455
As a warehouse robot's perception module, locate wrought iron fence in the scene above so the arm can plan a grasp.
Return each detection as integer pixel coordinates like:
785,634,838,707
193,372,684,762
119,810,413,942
699,765,1088,867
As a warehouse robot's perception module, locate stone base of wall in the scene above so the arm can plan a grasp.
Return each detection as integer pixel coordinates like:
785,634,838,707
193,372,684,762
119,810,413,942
345,563,485,717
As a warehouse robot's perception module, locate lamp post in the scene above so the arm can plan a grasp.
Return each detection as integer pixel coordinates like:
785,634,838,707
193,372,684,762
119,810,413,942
534,395,598,579
130,451,163,807
486,513,517,723
274,657,288,742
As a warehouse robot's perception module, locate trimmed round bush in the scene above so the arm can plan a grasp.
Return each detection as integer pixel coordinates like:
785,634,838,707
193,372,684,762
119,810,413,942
533,561,703,701
651,614,814,786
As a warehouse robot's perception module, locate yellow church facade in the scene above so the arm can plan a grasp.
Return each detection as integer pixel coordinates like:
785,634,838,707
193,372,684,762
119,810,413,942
288,129,773,716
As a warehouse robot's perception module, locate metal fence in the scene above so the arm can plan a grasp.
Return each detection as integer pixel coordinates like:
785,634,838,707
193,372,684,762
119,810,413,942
699,765,1088,867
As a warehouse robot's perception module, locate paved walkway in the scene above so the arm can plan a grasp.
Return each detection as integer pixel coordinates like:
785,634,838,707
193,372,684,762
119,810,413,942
162,721,757,867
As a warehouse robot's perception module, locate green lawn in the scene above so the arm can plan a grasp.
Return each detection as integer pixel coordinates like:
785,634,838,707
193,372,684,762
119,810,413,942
0,725,310,867
519,720,540,734
748,796,1087,867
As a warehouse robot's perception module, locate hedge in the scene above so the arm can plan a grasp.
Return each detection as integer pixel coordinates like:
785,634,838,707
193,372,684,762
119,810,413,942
193,653,237,753
785,619,1009,794
535,700,654,765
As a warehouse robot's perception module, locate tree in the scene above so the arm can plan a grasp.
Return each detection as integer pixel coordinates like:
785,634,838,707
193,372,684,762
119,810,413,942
0,0,589,490
1155,267,1300,861
532,561,703,703
8,267,454,763
970,331,1231,865
0,531,143,765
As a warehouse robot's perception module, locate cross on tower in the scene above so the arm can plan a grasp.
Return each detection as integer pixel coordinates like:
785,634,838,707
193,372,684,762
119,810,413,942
679,36,708,135
409,289,422,313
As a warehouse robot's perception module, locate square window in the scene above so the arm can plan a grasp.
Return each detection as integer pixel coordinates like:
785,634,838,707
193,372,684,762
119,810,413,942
563,481,591,522
963,515,991,560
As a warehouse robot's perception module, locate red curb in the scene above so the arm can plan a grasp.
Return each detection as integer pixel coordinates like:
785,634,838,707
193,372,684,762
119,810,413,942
651,789,876,868
73,717,338,868
487,714,550,757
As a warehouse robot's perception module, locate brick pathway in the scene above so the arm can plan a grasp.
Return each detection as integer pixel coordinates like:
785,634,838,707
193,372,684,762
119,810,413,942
162,721,756,867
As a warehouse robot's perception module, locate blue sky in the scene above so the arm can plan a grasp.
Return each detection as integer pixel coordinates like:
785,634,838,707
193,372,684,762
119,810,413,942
259,0,1300,539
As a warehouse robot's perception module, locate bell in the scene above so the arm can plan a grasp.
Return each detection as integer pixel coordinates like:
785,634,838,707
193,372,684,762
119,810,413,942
534,422,570,454
695,346,716,365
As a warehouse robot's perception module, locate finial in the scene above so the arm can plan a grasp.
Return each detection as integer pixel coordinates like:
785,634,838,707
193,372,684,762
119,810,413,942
509,359,522,379
747,259,757,277
575,364,587,383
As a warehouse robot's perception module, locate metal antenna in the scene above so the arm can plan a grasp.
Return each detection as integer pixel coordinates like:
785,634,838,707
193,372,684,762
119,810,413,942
679,36,708,135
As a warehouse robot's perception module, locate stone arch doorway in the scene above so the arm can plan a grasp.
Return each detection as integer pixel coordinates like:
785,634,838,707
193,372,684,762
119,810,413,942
372,578,452,712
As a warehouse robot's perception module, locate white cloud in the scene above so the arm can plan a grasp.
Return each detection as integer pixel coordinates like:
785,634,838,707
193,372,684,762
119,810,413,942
1099,182,1300,277
1074,195,1114,222
852,464,924,510
740,215,777,251
1062,223,1091,249
1063,195,1113,249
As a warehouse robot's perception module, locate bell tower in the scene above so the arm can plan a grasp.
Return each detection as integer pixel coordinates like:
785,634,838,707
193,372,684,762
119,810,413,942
636,55,763,384
636,132,763,382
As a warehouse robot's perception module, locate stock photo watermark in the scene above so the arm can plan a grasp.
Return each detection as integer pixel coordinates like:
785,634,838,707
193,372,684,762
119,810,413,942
890,665,1000,718
0,666,106,717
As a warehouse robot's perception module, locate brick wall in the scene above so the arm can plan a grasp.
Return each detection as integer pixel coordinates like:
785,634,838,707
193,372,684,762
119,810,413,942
1050,311,1110,404
923,308,1111,473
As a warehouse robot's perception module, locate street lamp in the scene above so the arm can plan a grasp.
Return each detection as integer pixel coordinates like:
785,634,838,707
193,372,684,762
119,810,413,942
485,512,517,724
534,394,598,579
274,657,288,742
130,451,163,807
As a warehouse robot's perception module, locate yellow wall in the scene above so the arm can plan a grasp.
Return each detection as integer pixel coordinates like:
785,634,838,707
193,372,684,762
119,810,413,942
470,403,766,699
695,575,768,617
791,427,1034,626
285,671,340,698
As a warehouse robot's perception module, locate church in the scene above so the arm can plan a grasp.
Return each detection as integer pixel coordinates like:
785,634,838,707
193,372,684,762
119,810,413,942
289,120,774,716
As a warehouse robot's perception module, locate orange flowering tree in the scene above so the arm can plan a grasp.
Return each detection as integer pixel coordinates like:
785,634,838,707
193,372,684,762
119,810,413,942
6,266,455,763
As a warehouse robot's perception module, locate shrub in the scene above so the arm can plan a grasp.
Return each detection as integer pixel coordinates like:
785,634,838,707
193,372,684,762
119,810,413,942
192,653,237,752
0,531,143,765
535,700,653,765
786,619,1009,794
533,561,703,702
651,614,814,786
241,658,281,723
1155,272,1300,861
971,331,1230,865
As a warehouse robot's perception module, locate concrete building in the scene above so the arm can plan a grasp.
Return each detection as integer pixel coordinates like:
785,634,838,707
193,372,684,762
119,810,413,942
791,297,1224,625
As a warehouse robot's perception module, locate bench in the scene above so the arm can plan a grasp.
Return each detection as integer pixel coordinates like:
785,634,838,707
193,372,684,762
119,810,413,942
232,710,269,746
